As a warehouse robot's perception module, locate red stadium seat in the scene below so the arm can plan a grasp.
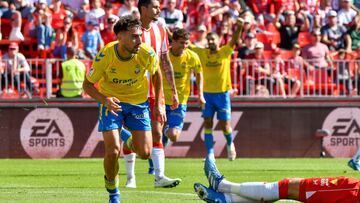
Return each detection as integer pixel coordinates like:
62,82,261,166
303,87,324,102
280,50,294,60
1,19,11,40
256,33,271,44
262,50,273,59
111,3,122,15
303,69,336,95
298,32,312,48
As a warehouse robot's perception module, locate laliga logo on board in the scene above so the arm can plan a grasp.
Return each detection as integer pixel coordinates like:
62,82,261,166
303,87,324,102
322,108,360,158
20,108,74,159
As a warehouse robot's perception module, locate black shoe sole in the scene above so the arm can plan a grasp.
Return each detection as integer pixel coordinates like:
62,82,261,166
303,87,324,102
161,180,181,188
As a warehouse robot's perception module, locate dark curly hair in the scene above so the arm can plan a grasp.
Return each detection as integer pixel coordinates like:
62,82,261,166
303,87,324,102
172,28,190,41
113,15,141,35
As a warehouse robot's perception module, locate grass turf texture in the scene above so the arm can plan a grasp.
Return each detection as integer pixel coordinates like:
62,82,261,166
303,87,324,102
0,158,358,203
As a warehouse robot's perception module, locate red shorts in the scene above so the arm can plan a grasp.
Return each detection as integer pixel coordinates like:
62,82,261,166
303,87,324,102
299,176,360,203
148,96,165,122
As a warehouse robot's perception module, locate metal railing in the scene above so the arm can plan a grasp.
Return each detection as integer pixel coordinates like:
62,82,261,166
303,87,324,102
234,59,360,98
0,58,359,99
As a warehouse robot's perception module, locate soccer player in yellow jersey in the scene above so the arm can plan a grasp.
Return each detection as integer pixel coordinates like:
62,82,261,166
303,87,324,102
190,18,244,161
82,15,163,203
162,28,205,145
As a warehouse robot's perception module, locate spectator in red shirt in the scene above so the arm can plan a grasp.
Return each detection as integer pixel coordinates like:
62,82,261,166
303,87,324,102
50,0,67,30
99,2,118,31
216,16,233,46
273,48,301,97
246,0,272,24
53,16,79,59
245,42,274,95
101,17,117,45
270,0,298,15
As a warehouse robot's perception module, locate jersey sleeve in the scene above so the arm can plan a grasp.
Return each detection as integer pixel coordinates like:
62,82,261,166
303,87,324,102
191,51,202,74
220,43,235,57
86,47,109,83
188,44,204,57
160,26,169,54
147,48,159,75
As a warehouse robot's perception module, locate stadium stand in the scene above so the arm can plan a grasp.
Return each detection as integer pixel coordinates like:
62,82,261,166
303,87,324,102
0,0,360,99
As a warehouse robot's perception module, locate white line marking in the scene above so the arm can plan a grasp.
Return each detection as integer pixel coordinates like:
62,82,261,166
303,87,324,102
0,189,301,202
127,190,196,196
0,189,196,197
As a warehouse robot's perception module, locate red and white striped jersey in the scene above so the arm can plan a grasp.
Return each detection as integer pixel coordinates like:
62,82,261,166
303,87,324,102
141,22,169,98
141,22,169,58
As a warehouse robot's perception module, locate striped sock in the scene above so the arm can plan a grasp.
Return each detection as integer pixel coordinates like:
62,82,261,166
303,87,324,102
148,158,154,169
205,128,214,154
162,125,169,146
223,128,233,146
120,128,133,150
104,176,120,194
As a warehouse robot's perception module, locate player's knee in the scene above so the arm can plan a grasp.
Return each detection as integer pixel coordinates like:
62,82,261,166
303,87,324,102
204,119,213,128
168,133,179,142
105,146,121,159
152,129,162,141
137,150,151,159
220,122,231,132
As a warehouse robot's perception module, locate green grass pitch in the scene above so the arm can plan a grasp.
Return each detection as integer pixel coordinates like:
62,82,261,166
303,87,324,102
0,158,358,203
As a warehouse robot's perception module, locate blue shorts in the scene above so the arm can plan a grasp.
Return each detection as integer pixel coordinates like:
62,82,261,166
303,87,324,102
98,101,151,132
202,91,231,121
166,104,187,130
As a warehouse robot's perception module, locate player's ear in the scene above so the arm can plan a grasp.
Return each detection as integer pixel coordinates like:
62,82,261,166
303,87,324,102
117,32,124,41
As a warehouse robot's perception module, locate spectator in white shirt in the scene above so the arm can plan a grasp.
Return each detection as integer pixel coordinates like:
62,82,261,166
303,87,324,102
160,0,183,31
337,0,357,26
118,0,138,17
85,0,104,25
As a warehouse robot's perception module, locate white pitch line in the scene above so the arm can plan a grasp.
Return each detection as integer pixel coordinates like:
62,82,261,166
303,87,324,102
0,190,300,202
126,190,196,196
0,190,195,197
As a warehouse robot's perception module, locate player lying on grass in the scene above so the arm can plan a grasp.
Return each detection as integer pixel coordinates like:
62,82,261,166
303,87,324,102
194,156,360,203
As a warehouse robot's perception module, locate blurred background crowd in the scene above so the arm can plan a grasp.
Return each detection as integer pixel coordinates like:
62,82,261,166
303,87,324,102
1,0,360,98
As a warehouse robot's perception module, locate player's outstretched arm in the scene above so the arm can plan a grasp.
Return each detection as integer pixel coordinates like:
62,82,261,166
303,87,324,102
161,52,179,110
83,78,122,116
229,18,244,47
196,72,205,108
152,68,166,124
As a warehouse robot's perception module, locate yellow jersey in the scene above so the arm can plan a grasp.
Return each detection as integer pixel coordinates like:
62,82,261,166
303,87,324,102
163,48,202,105
86,41,158,104
191,44,234,93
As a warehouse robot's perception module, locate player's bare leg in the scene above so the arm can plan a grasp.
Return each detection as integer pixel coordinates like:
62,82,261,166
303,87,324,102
166,127,181,143
219,120,236,161
131,130,152,159
121,130,152,188
103,130,121,203
151,120,182,188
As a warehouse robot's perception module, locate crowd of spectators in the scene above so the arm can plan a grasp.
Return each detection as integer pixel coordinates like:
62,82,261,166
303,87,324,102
0,0,360,97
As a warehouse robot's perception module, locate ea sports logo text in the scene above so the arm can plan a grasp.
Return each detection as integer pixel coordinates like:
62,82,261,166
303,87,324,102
322,108,360,157
20,108,74,159
29,119,65,147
